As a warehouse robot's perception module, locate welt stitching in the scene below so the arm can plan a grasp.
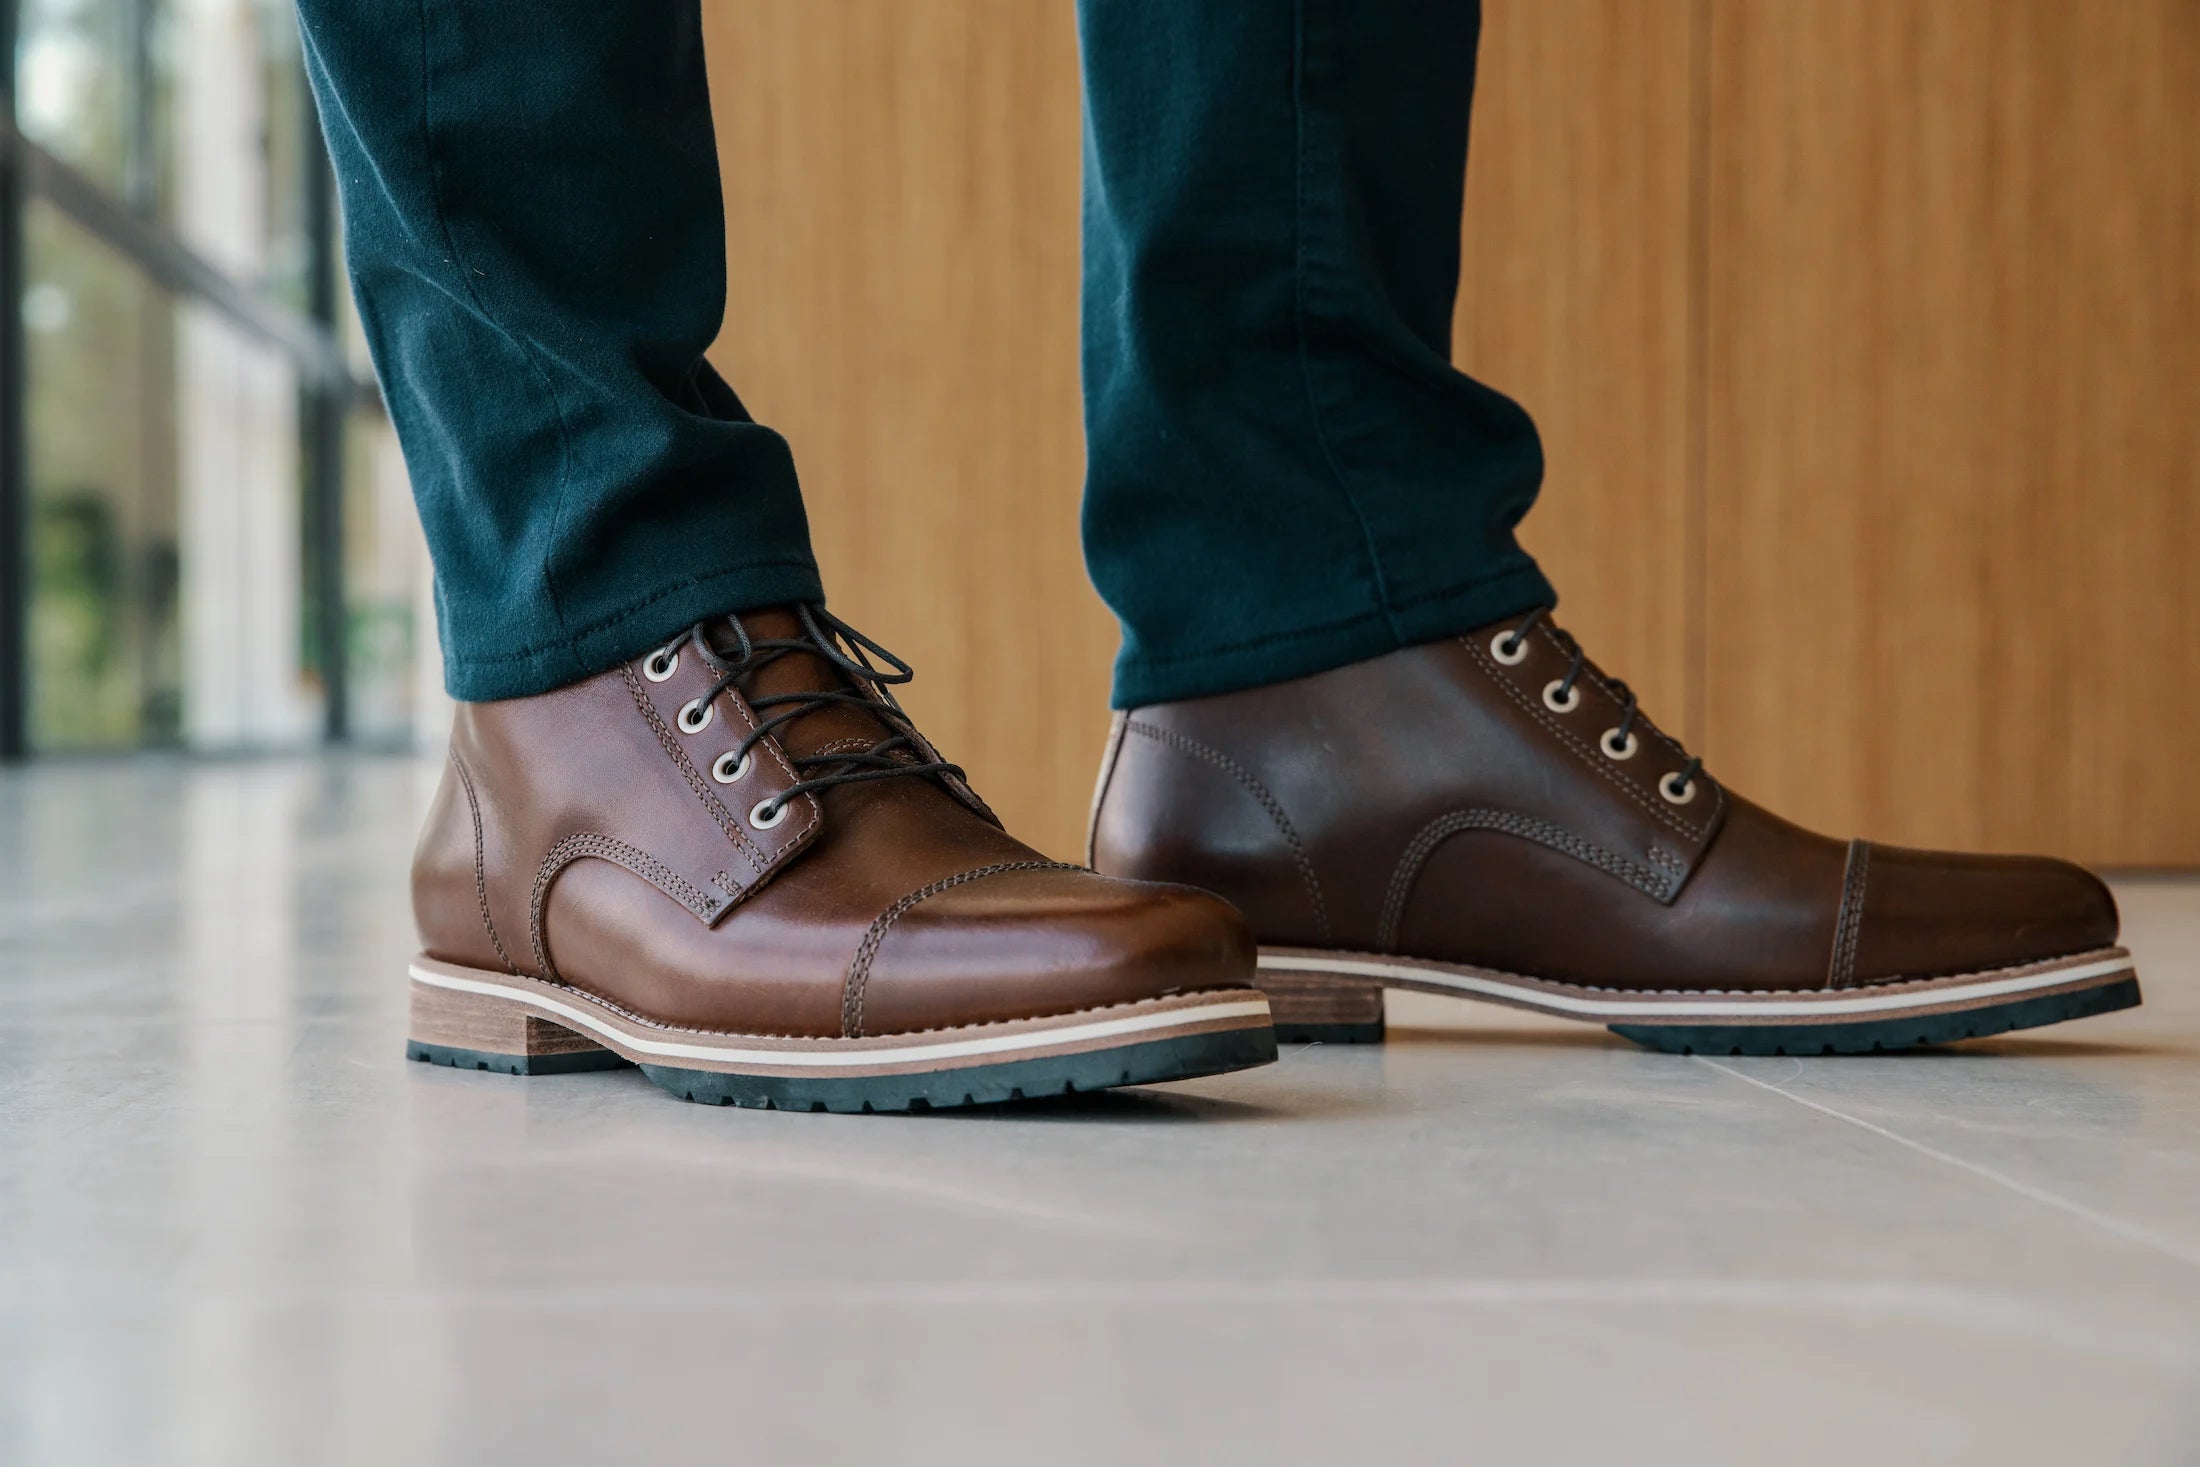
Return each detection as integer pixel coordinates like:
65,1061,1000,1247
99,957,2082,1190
1268,943,2120,998
841,861,1081,1037
1378,810,1679,952
496,973,1209,1044
1122,719,1333,943
530,832,719,983
449,749,515,974
1826,840,1872,990
1462,633,1710,841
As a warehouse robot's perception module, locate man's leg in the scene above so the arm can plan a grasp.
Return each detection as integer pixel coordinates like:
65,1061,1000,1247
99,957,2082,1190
303,0,1273,1108
1082,1,2136,1050
299,0,820,699
1077,0,1552,709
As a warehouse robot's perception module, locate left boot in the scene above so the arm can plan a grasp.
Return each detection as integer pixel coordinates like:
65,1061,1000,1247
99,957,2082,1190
1089,608,2140,1055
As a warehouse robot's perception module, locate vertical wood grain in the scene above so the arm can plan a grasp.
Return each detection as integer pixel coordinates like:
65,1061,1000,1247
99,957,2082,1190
1703,0,2200,863
1456,0,1698,733
704,3,1105,858
702,2,2198,866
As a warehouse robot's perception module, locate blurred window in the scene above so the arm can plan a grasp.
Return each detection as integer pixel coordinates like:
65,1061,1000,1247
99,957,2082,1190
23,201,181,748
343,407,427,745
6,0,425,755
16,0,138,197
148,0,316,304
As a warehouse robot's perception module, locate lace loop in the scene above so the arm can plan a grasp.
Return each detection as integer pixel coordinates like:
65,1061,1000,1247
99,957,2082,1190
666,604,966,821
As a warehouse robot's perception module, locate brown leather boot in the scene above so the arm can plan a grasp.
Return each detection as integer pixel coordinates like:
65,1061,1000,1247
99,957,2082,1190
407,605,1274,1110
1089,608,2138,1054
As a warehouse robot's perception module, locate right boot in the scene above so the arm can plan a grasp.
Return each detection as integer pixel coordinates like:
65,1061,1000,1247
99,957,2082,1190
1088,610,2137,1055
407,604,1275,1111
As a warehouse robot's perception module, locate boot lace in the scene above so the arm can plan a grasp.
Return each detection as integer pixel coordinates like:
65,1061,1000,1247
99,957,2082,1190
1497,605,1702,799
661,604,966,822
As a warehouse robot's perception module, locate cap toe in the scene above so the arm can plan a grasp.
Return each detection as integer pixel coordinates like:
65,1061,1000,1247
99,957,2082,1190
1850,845,2120,983
850,865,1258,1036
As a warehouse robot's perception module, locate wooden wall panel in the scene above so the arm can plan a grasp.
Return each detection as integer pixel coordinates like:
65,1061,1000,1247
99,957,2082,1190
704,3,1106,859
704,2,2198,866
1702,1,2200,864
1456,0,1698,734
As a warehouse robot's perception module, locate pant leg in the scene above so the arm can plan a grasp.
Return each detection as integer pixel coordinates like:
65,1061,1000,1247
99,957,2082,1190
298,0,821,701
1077,0,1554,708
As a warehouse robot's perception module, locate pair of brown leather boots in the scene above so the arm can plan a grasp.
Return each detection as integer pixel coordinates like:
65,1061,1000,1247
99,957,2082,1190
406,605,2139,1111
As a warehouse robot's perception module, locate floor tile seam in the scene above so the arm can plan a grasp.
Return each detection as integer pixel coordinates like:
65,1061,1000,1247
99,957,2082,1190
1693,1057,2200,1273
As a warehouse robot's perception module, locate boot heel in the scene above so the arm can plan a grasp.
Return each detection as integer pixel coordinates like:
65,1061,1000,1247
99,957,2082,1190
406,973,630,1076
1258,970,1386,1044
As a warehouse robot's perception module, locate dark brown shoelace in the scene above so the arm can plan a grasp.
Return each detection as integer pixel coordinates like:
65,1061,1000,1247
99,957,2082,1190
676,604,965,821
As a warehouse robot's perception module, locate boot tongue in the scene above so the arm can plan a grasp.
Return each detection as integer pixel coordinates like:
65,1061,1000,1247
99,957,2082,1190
716,607,909,763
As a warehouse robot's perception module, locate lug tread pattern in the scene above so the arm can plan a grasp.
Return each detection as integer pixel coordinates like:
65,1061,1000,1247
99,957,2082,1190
1608,978,2141,1055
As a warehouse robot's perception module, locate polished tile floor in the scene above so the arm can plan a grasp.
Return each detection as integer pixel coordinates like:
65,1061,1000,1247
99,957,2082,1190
3,756,2197,1466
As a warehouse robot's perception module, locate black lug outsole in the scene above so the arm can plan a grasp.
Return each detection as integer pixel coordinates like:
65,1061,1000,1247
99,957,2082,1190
407,1027,1277,1111
639,1026,1279,1112
1607,977,2141,1056
1274,1020,1386,1045
406,1041,633,1076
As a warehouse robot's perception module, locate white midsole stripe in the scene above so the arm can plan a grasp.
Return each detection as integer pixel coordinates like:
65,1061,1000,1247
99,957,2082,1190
1256,953,2133,1021
409,963,1270,1068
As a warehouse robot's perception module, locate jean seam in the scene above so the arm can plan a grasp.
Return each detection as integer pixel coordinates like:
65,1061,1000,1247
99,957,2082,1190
442,559,822,667
1126,563,1544,670
1291,0,1405,647
414,0,584,678
1134,607,1390,668
1384,557,1546,615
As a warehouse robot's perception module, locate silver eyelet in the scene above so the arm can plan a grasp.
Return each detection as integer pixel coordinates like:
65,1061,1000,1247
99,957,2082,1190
1542,680,1581,714
1601,728,1639,761
749,798,789,831
641,646,680,683
710,750,751,785
676,698,713,733
1489,630,1530,666
1659,771,1698,806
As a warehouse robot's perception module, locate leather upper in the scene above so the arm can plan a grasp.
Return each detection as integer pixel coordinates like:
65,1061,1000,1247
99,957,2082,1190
414,611,1253,1037
1089,618,2118,992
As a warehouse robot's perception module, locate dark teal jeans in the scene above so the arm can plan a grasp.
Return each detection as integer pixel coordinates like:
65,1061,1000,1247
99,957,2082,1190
298,0,1552,707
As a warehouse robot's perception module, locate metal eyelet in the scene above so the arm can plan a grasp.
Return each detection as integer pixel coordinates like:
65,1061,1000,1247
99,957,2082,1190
641,646,680,683
710,750,751,785
749,798,789,831
1601,728,1639,761
676,698,713,733
1489,630,1530,666
1542,680,1581,714
1659,771,1697,806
